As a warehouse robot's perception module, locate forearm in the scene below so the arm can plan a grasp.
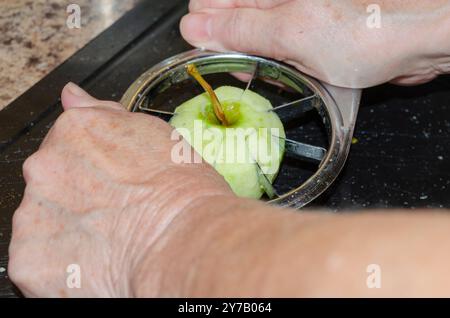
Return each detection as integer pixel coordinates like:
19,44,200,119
131,196,450,297
130,196,322,297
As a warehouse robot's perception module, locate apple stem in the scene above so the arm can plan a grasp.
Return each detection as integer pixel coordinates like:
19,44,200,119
186,64,229,126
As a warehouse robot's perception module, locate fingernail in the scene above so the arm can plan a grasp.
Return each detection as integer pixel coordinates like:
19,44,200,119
181,13,212,43
65,82,88,97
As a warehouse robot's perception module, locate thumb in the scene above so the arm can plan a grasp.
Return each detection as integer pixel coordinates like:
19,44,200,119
61,82,124,111
180,8,281,57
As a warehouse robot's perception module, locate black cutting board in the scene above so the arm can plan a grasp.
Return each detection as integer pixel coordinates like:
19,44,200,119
0,0,449,297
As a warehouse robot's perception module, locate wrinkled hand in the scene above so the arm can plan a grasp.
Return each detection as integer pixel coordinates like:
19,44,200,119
181,0,450,88
8,83,233,297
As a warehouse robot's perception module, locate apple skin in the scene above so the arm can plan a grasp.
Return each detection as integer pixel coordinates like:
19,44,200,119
170,86,285,199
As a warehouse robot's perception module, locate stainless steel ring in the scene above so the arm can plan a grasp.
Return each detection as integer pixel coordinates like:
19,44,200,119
121,49,361,209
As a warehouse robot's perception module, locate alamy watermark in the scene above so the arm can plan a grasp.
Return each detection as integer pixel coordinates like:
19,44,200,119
66,263,81,289
170,121,283,175
366,263,381,289
66,4,81,29
366,4,382,29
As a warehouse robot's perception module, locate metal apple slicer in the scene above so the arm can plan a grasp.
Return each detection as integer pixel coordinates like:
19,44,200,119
120,49,361,209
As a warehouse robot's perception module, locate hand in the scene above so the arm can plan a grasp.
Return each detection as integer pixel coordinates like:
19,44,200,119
8,83,234,297
9,83,450,298
181,0,450,88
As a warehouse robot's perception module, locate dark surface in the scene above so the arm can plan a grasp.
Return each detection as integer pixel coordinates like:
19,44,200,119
0,0,449,298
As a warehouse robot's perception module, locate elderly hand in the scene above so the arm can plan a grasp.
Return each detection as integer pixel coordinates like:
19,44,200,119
8,83,234,297
9,84,450,298
181,0,450,88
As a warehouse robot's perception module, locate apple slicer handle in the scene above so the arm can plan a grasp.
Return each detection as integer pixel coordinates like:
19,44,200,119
323,84,362,164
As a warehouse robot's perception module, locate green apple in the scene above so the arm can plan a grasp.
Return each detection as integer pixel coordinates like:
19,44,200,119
170,84,285,199
169,65,285,199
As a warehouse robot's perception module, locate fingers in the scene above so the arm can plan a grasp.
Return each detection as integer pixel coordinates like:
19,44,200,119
189,0,290,11
180,7,282,58
61,82,124,111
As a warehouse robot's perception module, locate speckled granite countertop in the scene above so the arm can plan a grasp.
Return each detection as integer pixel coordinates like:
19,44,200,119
0,0,141,110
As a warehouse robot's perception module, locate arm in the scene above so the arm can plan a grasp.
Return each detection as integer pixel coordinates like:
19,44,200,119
134,197,450,297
